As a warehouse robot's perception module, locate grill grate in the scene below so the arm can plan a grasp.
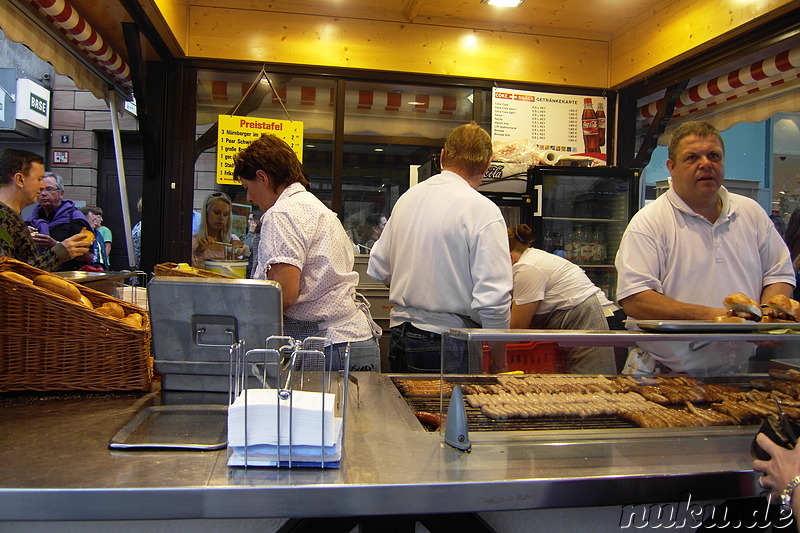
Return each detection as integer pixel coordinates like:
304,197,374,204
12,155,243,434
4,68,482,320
393,375,763,433
404,396,637,432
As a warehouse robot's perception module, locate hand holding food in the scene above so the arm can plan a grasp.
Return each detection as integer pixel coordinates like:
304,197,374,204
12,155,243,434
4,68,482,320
60,232,92,259
195,236,215,253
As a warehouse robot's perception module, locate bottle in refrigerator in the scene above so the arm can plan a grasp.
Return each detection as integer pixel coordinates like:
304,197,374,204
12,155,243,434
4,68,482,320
564,231,574,261
581,98,600,153
596,102,606,147
592,227,606,264
579,226,595,264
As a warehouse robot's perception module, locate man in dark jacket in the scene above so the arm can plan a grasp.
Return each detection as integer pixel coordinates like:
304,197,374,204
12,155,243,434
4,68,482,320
25,172,93,271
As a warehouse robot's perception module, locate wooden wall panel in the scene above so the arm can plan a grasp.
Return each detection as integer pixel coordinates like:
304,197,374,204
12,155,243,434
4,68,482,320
186,7,609,87
609,0,798,88
147,0,190,56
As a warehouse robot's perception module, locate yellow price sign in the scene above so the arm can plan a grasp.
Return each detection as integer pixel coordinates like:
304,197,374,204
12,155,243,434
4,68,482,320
216,115,304,185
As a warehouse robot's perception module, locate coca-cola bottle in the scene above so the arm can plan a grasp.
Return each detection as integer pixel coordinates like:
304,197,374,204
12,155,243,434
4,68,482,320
596,102,606,147
581,98,600,153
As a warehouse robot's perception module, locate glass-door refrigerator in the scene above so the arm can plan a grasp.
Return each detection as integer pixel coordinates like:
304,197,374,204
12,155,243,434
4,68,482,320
527,166,640,302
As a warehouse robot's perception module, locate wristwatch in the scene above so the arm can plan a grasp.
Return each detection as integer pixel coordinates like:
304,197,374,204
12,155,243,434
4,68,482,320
780,475,800,510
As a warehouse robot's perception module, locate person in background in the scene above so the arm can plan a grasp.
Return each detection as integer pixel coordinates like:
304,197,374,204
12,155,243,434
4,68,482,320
243,209,262,278
615,121,794,374
507,224,617,374
783,206,800,301
233,134,381,372
367,123,512,374
0,149,90,270
359,212,387,253
25,171,93,271
191,192,246,269
132,197,142,269
79,206,110,270
96,209,112,259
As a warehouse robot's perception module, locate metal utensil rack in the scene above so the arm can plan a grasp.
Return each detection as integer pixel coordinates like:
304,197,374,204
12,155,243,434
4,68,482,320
227,336,350,468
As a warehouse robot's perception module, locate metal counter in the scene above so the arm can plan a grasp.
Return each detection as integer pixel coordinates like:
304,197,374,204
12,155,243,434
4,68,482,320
0,362,769,522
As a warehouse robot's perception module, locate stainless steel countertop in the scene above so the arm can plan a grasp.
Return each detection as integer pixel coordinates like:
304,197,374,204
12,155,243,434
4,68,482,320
0,371,765,521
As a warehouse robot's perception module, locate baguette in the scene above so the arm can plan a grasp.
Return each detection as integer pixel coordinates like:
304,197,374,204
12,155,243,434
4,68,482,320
33,274,82,302
0,271,33,285
722,292,762,321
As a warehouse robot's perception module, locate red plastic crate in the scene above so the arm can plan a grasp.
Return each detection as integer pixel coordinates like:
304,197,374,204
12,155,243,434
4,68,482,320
482,341,567,373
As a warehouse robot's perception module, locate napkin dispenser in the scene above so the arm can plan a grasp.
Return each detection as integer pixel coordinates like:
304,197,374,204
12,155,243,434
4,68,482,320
148,276,283,394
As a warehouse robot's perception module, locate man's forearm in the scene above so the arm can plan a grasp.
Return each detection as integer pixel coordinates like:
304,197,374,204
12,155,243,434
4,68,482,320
619,290,724,321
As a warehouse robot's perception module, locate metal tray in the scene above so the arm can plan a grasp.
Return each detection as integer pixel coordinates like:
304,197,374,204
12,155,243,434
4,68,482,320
109,405,228,450
630,320,800,333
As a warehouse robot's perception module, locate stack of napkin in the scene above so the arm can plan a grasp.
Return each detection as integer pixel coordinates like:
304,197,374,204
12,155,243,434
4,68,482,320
227,388,342,467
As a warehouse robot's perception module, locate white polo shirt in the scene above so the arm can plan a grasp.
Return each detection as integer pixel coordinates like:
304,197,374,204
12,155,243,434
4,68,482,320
615,186,794,373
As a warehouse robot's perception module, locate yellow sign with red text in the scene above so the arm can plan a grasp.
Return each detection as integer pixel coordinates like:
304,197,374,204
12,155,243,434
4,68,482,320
216,115,303,184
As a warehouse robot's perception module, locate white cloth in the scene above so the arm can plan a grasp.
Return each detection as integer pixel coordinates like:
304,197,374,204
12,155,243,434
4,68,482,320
615,186,795,373
367,170,512,333
253,183,374,345
512,247,614,316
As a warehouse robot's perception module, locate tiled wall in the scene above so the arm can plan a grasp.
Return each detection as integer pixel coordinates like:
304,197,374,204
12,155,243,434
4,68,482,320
49,73,138,206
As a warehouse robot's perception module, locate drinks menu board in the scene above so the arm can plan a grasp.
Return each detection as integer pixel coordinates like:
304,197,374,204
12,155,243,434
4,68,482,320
491,87,607,160
216,115,303,185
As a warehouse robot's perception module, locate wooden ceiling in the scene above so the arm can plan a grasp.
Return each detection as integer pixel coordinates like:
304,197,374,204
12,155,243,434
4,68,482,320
19,0,800,91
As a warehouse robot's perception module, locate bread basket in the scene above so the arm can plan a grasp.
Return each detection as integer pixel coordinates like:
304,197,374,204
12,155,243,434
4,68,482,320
0,257,152,392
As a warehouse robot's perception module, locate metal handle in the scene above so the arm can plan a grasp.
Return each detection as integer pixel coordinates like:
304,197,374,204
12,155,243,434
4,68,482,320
196,327,235,347
533,184,543,216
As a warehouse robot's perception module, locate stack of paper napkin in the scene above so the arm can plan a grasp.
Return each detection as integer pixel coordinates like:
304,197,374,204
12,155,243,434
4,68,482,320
227,388,342,467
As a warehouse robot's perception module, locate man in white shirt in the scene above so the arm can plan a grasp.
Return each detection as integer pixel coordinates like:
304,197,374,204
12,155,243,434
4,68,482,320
368,123,512,373
615,121,794,374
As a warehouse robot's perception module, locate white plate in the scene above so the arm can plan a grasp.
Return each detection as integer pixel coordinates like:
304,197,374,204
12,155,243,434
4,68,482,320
628,320,800,333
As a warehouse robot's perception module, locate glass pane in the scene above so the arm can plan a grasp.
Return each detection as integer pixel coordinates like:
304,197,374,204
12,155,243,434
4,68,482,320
342,81,473,253
194,70,336,236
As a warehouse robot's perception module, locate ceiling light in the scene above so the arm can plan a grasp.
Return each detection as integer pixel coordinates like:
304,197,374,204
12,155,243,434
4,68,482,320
408,101,425,105
374,148,384,152
482,0,523,6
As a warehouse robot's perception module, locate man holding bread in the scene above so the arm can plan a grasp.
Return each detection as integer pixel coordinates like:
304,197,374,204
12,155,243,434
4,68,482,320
25,171,94,270
615,121,795,374
0,149,91,271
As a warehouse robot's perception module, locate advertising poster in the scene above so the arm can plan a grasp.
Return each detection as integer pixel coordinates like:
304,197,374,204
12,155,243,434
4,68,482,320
492,87,607,162
217,115,303,185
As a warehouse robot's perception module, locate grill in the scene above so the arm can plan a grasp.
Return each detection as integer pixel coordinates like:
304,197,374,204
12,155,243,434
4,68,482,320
392,375,766,433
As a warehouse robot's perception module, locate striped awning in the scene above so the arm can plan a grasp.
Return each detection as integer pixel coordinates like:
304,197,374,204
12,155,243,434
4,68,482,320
3,0,133,99
637,44,800,136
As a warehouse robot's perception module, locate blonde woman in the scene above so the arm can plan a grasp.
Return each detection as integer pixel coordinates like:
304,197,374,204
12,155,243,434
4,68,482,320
191,192,246,268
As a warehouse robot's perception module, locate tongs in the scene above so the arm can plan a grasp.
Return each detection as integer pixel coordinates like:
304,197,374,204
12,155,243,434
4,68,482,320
775,398,798,444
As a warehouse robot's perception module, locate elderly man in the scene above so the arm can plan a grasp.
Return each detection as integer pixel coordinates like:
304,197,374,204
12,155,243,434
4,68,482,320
367,123,512,374
25,171,93,271
615,121,794,374
0,149,90,271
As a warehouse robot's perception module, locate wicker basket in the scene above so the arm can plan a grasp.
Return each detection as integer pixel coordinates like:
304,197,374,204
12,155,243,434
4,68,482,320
0,257,153,392
154,262,232,278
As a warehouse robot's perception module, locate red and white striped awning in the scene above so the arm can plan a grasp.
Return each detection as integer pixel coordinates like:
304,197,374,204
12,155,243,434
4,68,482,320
197,81,467,116
25,0,133,93
638,46,800,123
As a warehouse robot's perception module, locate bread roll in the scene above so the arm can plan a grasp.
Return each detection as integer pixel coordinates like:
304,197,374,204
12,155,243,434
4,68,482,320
80,295,93,309
715,315,746,323
722,292,762,320
79,228,95,244
765,295,800,322
122,313,143,328
33,274,82,302
97,301,124,319
0,271,33,285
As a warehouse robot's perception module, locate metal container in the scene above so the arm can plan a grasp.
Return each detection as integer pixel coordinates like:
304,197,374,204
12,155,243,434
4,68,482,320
148,276,283,394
